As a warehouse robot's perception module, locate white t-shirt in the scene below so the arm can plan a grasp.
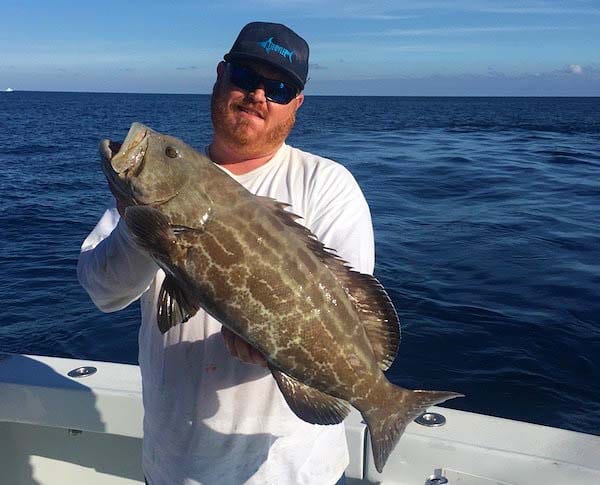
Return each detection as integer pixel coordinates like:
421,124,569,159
78,143,374,485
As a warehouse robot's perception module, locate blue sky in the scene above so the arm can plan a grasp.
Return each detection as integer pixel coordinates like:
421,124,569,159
2,0,599,95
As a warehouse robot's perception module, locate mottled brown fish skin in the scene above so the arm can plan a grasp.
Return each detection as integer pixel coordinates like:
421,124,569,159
101,123,463,473
183,202,379,394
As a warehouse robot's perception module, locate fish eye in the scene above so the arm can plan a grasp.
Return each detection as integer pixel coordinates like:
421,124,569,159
165,146,179,158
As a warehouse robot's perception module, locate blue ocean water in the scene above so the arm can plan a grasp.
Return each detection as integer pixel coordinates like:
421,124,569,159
1,92,598,435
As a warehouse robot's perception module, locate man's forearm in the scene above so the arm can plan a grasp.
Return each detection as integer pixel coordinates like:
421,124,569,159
78,209,158,312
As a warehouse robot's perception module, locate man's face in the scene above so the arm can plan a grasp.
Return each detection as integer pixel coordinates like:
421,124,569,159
211,61,304,157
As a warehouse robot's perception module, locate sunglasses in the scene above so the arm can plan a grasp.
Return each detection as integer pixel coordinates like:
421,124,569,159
227,62,299,105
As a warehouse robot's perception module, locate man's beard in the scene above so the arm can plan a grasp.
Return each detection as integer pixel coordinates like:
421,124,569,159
210,82,296,156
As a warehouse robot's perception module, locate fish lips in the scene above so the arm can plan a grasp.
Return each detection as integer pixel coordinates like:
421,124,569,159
100,146,134,206
99,124,151,203
99,127,179,208
99,139,122,163
100,123,150,175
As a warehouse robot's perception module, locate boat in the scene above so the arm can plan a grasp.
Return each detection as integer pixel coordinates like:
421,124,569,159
4,88,14,92
1,352,599,484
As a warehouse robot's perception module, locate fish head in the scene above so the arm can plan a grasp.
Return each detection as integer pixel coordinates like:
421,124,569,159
100,122,194,208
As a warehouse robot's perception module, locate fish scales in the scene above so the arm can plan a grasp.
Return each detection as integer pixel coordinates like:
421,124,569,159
195,198,365,381
223,224,359,384
100,122,463,472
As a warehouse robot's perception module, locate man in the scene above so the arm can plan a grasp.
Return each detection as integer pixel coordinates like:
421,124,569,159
78,22,374,484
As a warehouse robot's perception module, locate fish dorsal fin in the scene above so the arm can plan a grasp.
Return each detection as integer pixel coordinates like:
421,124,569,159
270,367,350,425
157,275,199,334
254,195,400,371
340,272,400,370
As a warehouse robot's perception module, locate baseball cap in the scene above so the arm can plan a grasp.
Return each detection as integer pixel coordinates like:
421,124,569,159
224,22,309,91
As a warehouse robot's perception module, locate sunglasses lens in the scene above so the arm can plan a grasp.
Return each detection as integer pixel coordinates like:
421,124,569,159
229,64,259,92
228,63,297,105
264,80,296,104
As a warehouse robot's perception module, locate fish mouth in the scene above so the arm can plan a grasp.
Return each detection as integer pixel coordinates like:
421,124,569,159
100,123,151,205
99,139,123,162
100,148,134,204
100,122,150,169
99,123,178,208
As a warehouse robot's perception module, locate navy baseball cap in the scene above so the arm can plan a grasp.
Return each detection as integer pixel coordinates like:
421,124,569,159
224,22,309,91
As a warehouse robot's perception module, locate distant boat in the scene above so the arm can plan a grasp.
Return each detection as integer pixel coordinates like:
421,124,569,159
4,88,14,92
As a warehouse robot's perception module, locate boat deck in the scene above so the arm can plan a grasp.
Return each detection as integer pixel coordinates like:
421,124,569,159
1,353,599,484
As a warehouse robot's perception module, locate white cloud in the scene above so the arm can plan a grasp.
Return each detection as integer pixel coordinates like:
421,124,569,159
362,25,578,37
248,0,600,17
311,40,467,53
569,64,583,75
475,3,600,16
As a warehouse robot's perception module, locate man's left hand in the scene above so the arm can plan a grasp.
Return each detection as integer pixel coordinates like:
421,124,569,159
221,327,268,367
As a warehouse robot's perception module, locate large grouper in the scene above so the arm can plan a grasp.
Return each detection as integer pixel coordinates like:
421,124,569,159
99,122,462,472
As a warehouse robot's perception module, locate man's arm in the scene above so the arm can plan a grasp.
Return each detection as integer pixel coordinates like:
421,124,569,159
77,207,158,312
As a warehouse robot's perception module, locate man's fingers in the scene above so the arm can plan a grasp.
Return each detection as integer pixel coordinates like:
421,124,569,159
221,327,236,353
236,339,268,367
221,327,267,367
248,346,267,366
236,339,252,362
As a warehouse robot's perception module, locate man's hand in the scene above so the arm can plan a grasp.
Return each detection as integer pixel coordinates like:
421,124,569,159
221,327,268,367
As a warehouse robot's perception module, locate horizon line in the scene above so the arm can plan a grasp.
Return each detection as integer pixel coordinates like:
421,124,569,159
3,89,599,98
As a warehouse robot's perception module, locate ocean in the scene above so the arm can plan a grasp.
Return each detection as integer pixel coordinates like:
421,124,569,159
1,92,598,436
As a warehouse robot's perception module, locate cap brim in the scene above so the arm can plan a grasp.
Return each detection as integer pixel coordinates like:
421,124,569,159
224,52,304,91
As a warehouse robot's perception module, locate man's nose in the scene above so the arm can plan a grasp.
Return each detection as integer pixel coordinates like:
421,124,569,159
247,83,267,102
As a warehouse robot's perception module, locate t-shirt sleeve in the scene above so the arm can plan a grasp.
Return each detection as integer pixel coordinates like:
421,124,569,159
306,163,375,275
77,206,158,312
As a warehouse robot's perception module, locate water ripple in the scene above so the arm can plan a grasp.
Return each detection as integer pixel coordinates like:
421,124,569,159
1,93,599,435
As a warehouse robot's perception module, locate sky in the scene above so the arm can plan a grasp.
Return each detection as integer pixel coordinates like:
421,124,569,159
1,0,599,96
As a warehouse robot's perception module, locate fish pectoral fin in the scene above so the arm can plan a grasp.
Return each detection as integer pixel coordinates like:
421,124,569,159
125,206,201,333
123,206,176,260
270,368,351,425
157,275,198,333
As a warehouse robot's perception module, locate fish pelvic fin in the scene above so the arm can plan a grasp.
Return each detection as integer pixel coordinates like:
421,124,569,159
157,275,199,333
363,386,463,473
270,368,351,425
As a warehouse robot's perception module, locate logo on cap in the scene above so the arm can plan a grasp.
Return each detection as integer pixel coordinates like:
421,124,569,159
257,37,294,63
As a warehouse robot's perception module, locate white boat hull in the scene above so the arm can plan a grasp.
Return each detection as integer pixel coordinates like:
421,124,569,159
1,353,599,484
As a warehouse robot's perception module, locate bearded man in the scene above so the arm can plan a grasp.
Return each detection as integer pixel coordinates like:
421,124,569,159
78,22,374,485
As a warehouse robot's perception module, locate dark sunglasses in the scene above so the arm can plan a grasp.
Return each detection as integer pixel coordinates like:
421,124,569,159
227,62,299,105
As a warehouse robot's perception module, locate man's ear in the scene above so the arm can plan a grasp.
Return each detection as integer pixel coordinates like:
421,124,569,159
296,93,305,109
217,61,227,79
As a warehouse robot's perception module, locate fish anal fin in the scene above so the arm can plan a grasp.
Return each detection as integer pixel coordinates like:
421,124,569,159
157,275,199,333
270,368,350,425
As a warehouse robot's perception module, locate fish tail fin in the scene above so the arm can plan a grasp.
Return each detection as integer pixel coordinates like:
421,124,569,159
362,386,463,473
